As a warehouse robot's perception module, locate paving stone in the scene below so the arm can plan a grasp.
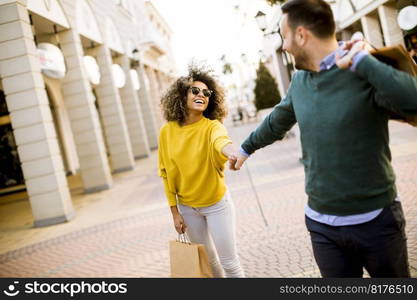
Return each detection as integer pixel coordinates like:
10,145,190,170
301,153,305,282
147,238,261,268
0,121,416,278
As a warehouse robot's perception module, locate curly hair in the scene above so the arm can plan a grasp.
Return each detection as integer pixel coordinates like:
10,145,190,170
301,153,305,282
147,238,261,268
160,64,227,125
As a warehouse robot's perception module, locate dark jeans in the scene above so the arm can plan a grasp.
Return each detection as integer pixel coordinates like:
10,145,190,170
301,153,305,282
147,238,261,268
305,201,410,278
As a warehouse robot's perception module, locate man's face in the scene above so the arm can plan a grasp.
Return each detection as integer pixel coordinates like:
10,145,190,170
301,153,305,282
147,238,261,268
280,14,309,70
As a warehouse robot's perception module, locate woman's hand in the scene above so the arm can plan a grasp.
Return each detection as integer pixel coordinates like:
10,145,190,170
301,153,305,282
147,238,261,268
170,206,187,234
173,213,187,234
222,142,237,158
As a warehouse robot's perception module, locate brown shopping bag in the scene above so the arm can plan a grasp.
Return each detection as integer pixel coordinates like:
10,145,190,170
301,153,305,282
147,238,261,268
169,233,213,278
370,45,417,126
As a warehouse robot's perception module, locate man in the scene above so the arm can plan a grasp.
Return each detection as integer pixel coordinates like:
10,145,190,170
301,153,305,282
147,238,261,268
230,0,417,277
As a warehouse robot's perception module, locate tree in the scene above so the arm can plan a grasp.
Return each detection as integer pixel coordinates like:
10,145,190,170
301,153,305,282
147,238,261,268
222,63,233,75
220,54,233,75
253,61,281,111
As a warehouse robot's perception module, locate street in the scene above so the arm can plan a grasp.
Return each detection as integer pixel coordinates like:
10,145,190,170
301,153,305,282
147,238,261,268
0,119,416,277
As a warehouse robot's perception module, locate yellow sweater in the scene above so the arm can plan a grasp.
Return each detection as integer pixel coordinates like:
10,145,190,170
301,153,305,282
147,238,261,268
158,117,232,207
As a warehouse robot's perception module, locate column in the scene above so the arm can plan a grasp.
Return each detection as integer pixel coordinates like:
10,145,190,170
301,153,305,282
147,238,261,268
144,66,164,129
378,3,405,47
274,51,291,97
116,55,150,158
58,29,113,193
361,13,384,48
340,30,353,41
94,45,134,172
156,71,169,95
0,1,74,226
137,64,158,150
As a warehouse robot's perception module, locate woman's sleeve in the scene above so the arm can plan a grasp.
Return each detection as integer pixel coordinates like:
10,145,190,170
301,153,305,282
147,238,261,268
210,122,232,172
158,131,177,206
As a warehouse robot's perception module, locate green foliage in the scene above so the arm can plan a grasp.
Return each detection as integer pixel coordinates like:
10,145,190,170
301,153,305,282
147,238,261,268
254,61,281,111
223,63,233,74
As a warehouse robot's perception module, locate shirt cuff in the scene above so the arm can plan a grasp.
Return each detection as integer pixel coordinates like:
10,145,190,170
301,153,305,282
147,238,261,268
239,147,250,157
350,50,369,72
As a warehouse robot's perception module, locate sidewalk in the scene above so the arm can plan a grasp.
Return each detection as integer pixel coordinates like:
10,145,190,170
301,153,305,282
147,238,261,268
0,120,416,277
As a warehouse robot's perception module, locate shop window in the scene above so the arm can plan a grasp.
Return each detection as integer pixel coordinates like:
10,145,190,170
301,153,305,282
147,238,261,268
0,90,8,117
0,90,25,189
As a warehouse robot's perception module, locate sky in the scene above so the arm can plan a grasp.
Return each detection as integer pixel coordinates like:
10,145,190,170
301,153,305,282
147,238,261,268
151,0,273,76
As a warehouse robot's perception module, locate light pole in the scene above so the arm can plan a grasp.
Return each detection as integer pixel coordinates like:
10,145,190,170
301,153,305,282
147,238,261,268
254,10,280,38
254,9,293,97
131,48,141,68
254,10,267,33
254,10,282,51
254,10,285,76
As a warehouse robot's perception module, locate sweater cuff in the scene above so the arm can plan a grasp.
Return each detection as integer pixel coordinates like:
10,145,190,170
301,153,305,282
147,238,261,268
162,178,177,206
239,147,250,157
355,54,382,78
167,195,177,207
215,138,232,160
350,50,369,72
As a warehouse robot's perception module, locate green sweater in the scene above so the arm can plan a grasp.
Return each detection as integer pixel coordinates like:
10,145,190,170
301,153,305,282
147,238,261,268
242,55,417,215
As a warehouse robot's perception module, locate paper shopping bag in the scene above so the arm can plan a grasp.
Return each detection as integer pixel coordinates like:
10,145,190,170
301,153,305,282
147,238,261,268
169,239,213,278
370,44,417,77
371,44,417,126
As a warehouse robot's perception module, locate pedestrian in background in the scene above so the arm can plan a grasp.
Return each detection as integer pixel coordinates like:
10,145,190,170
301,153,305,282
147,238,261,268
230,0,417,277
158,65,245,278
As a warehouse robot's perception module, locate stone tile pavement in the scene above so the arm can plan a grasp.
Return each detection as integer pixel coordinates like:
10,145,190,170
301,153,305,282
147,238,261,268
0,119,416,278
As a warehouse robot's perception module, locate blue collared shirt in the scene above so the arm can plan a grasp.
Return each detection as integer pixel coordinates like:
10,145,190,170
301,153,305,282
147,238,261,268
319,43,347,71
319,42,368,72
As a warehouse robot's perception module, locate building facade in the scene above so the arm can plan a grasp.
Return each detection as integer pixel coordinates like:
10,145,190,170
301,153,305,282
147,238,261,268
0,0,176,226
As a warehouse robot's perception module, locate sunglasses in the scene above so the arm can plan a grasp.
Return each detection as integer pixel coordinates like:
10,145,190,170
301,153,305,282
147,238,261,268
189,86,213,98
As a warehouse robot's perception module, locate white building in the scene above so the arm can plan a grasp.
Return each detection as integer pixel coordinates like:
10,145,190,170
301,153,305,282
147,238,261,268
0,0,177,226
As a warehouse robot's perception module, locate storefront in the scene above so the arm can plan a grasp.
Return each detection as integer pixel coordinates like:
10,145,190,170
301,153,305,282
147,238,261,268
0,0,176,226
0,89,24,193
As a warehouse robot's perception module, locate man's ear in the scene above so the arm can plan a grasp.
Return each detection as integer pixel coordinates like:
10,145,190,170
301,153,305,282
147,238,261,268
295,26,308,46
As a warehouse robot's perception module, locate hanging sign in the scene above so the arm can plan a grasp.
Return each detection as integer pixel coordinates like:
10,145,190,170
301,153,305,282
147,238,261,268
130,69,140,90
83,56,101,85
112,64,126,88
37,43,66,79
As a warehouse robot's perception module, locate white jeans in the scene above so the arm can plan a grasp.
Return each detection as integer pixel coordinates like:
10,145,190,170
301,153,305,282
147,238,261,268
178,191,245,278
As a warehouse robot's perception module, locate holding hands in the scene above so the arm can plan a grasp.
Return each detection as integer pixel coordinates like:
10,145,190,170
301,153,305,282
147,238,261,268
221,143,248,171
228,152,248,171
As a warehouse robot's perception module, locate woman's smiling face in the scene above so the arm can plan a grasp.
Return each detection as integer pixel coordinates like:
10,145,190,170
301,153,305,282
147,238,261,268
186,81,211,114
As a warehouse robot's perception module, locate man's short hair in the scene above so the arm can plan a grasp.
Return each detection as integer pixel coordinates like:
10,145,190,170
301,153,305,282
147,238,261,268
281,0,336,39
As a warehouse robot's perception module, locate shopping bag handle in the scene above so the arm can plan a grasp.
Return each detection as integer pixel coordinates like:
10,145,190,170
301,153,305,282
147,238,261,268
177,233,192,244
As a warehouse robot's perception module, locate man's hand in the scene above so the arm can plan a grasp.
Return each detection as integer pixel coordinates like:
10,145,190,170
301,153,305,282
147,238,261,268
336,40,367,69
228,151,248,171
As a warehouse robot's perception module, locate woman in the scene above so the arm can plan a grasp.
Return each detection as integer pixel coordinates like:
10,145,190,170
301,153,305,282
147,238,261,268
158,65,245,278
